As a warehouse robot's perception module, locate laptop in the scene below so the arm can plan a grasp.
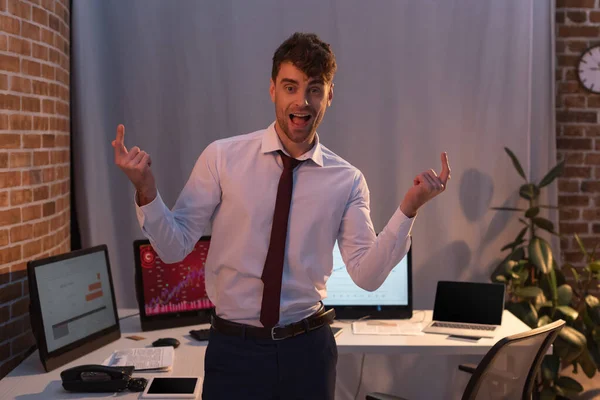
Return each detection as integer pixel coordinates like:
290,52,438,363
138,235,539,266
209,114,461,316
422,281,505,338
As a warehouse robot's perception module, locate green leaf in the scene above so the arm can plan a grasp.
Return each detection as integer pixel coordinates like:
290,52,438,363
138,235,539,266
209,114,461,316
555,332,586,366
594,328,600,343
516,226,528,242
542,354,560,381
559,326,587,350
490,207,525,212
509,247,526,262
518,217,529,226
529,237,553,274
589,261,600,273
506,301,538,328
591,241,600,261
519,183,540,200
585,295,600,325
574,233,588,258
556,305,579,321
570,267,580,283
514,286,543,299
540,386,556,400
549,268,559,304
538,315,553,327
556,376,584,395
505,147,527,180
557,284,573,306
525,206,540,218
553,385,566,397
588,340,600,369
532,217,555,233
539,160,565,188
586,295,600,309
577,349,597,378
490,259,518,283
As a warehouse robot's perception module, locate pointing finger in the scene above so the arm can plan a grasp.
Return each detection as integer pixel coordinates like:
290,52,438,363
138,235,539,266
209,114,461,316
439,152,451,184
113,125,128,160
116,124,125,145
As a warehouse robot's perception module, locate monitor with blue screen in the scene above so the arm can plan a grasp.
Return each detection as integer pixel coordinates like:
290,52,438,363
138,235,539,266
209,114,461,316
323,241,412,319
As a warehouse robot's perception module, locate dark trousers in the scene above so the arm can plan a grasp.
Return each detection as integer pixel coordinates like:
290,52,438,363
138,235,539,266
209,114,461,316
202,324,338,400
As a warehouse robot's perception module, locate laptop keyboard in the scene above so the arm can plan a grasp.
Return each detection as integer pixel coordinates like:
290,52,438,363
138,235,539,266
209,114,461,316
432,322,496,331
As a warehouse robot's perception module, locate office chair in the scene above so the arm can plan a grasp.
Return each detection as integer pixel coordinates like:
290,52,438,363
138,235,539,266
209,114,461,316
366,319,565,400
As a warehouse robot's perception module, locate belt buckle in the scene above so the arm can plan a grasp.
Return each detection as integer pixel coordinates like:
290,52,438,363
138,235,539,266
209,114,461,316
271,326,286,341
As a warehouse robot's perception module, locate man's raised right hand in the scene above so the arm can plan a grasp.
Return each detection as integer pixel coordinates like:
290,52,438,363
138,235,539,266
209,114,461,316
112,124,157,205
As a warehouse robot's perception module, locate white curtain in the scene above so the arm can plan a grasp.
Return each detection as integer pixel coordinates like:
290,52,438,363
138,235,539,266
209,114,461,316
72,1,555,398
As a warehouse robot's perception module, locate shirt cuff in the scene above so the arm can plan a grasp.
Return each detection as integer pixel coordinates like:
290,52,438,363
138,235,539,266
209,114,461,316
134,190,168,227
385,206,416,237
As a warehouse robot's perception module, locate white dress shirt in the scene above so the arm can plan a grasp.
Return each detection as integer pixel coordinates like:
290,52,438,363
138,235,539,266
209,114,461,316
135,122,415,327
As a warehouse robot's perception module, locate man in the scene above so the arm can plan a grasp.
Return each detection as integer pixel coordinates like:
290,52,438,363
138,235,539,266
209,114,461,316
113,32,450,400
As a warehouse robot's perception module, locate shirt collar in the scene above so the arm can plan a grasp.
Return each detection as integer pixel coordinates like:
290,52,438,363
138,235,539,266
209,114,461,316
261,121,324,167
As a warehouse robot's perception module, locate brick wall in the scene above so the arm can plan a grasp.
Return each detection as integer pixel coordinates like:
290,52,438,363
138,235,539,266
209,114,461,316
0,0,70,379
556,0,600,270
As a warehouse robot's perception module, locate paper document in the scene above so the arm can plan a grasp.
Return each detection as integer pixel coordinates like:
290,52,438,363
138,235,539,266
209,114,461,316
352,320,424,336
103,347,174,371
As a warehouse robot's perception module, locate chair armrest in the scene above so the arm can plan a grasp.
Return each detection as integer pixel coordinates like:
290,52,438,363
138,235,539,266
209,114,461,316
366,393,409,400
458,363,477,374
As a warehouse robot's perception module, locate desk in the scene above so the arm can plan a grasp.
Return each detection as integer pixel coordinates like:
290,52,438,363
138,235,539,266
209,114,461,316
333,309,528,355
0,309,530,400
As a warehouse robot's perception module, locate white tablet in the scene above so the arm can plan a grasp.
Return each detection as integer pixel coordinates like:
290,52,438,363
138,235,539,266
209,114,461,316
141,377,203,399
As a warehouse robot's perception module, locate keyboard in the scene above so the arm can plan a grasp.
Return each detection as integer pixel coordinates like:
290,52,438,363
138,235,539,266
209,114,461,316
431,322,496,331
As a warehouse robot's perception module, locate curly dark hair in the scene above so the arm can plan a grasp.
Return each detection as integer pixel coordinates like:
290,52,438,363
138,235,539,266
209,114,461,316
271,32,337,84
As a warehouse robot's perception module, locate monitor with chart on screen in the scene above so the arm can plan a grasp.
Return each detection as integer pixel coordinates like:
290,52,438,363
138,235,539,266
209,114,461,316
27,245,121,372
134,237,214,331
323,241,412,319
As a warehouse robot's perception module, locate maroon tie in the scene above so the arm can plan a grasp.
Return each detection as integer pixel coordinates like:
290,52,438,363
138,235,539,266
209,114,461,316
260,150,304,328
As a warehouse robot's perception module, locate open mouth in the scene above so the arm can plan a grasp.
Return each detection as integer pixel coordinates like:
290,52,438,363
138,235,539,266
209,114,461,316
289,113,312,127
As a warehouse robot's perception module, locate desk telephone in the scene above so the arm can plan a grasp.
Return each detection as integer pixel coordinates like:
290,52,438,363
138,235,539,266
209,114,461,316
60,364,147,392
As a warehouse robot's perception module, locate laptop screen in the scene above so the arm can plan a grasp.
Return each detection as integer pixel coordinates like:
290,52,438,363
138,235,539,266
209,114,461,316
433,281,505,325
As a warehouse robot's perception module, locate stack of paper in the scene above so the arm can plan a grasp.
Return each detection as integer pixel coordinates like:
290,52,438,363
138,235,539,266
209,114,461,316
351,320,424,336
103,347,174,372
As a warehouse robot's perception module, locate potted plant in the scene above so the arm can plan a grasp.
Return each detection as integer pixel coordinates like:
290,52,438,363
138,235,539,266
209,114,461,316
490,148,600,399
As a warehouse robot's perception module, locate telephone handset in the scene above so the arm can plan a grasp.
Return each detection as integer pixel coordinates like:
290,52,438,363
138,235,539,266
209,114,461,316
61,364,147,392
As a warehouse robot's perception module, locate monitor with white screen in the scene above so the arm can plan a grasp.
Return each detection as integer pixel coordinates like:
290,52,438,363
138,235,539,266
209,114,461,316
323,241,412,319
27,245,121,372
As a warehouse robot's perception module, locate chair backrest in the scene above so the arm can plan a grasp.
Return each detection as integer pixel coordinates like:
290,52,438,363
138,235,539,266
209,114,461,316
462,319,565,400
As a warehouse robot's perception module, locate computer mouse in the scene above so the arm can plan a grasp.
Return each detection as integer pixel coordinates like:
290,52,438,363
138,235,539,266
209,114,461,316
152,338,180,348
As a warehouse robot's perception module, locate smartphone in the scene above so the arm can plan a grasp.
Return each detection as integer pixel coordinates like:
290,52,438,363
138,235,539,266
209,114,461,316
141,377,202,399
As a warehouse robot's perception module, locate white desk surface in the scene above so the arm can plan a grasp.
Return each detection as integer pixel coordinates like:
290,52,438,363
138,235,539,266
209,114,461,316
333,309,529,355
0,309,529,399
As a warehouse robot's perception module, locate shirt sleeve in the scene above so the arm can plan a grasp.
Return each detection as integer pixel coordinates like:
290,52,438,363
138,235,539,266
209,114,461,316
134,141,222,263
337,170,415,291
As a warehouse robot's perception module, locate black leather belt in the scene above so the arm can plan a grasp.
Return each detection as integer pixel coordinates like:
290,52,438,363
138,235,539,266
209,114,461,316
211,307,336,341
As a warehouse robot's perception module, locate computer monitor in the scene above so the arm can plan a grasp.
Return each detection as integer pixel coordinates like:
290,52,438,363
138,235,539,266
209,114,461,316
323,241,412,319
133,237,214,331
27,245,121,372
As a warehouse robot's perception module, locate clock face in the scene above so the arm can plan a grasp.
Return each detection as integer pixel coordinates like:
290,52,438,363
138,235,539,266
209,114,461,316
578,45,600,94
